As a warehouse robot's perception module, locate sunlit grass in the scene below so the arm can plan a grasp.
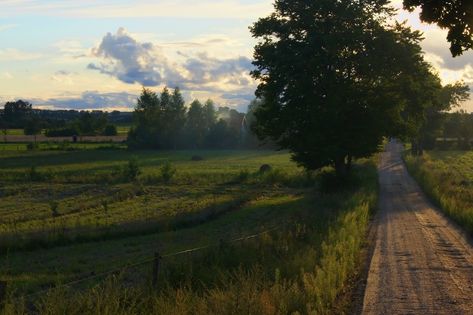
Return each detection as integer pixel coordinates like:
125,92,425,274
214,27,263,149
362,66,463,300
405,151,473,233
2,160,378,314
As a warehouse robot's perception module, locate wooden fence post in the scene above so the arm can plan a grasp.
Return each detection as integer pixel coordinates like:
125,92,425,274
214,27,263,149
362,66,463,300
152,252,161,288
0,281,7,311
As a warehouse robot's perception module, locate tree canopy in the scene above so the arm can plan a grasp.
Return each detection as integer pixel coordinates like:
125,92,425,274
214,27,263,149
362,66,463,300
250,0,463,176
3,100,32,128
128,87,259,150
403,0,473,56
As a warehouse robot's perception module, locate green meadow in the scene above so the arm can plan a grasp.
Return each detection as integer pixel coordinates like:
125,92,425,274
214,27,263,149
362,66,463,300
405,150,473,233
0,148,378,314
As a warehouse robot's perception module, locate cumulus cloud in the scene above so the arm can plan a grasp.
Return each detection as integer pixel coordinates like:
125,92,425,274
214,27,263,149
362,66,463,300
183,53,253,85
32,91,137,110
87,28,256,109
88,28,183,86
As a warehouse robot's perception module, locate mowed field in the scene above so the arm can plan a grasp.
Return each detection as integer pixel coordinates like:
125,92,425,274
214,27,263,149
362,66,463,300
0,148,378,314
405,150,473,233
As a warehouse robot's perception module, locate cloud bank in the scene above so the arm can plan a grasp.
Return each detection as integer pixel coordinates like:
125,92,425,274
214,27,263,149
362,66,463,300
86,28,256,110
32,91,138,111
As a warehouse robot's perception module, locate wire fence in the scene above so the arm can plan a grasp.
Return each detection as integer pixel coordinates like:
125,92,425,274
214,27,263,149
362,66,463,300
17,223,285,301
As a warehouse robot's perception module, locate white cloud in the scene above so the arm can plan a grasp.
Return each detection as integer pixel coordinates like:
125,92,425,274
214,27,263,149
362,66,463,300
31,91,138,110
87,28,256,104
0,48,42,61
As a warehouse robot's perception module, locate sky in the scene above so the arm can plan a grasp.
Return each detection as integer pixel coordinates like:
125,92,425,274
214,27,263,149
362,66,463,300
0,0,472,112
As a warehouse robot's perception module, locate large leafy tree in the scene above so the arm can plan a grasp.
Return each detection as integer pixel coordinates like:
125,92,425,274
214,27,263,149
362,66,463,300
129,87,187,149
403,0,473,56
251,0,435,176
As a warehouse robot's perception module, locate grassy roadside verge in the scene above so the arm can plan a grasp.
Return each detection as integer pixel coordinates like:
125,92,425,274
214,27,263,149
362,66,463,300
404,151,473,234
3,160,378,315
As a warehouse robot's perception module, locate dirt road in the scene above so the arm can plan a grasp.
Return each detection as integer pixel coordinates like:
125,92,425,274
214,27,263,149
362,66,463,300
362,140,473,314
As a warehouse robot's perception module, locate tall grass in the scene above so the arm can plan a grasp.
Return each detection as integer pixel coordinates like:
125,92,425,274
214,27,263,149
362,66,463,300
3,161,378,315
404,152,473,233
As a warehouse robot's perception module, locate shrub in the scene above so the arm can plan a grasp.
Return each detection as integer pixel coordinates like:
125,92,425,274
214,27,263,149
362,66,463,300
160,162,177,183
26,142,39,150
236,169,250,183
123,157,141,181
103,125,118,136
50,201,59,218
102,200,109,213
27,166,43,181
259,164,272,173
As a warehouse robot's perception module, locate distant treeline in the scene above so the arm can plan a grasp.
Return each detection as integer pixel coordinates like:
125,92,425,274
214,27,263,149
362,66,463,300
128,87,262,150
0,93,264,149
0,100,133,137
424,110,473,150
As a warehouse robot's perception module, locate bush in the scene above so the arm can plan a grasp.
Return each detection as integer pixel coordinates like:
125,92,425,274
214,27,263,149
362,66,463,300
259,164,272,173
236,169,250,183
160,162,177,183
123,157,141,181
26,142,39,150
50,201,59,218
27,166,43,181
103,124,118,136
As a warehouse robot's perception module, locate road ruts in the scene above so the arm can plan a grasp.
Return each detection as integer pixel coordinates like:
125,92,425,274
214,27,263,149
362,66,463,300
361,140,473,315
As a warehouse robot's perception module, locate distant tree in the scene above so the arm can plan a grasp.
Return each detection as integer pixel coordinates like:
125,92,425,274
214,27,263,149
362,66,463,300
24,117,43,143
202,100,217,132
3,100,32,128
185,100,206,148
128,88,161,149
93,112,108,133
414,82,470,153
217,106,245,145
0,114,8,142
128,87,257,150
164,87,187,149
76,112,95,136
103,124,118,136
128,87,186,149
250,0,436,176
206,119,238,149
243,99,264,148
403,0,473,56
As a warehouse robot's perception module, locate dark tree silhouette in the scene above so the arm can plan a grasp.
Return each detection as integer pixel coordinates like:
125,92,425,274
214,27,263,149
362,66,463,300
404,0,473,56
24,117,43,143
3,100,32,128
250,0,445,176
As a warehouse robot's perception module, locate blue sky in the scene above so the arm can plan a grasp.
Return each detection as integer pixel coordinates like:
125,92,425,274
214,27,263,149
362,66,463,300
1,0,472,112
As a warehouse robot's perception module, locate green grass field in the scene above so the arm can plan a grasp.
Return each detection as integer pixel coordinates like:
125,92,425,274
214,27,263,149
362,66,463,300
116,125,131,136
1,129,25,136
0,148,378,314
405,150,473,233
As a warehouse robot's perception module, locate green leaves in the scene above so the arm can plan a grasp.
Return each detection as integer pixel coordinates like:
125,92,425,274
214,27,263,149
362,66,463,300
403,0,473,56
250,0,433,173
